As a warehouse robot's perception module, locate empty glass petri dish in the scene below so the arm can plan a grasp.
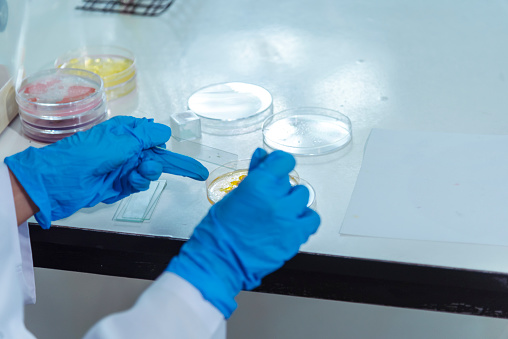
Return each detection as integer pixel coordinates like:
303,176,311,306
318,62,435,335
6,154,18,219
206,159,299,204
262,107,352,156
55,45,136,101
16,68,107,143
187,82,273,135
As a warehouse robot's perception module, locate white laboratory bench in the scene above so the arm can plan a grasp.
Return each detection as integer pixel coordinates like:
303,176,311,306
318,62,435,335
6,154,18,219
2,0,508,318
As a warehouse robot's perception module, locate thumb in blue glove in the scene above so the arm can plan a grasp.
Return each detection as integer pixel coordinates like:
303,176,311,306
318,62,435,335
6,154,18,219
167,148,321,318
5,116,208,228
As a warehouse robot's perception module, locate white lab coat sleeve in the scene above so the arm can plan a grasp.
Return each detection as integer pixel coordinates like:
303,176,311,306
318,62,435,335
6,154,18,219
1,161,226,339
83,272,227,339
0,162,37,338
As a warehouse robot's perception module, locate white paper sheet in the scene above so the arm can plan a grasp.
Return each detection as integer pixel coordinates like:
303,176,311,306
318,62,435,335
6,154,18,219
340,129,508,247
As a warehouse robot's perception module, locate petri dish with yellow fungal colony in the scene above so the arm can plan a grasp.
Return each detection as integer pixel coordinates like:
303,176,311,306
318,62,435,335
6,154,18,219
55,46,136,100
206,159,300,205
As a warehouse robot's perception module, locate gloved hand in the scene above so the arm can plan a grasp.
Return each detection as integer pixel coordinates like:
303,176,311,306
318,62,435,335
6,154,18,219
167,148,320,318
4,116,208,229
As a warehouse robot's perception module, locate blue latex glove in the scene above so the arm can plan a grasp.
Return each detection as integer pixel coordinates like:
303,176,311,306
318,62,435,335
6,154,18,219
167,148,321,318
5,116,208,229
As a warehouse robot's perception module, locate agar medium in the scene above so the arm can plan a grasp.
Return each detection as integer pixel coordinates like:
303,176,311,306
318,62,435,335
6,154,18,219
206,159,299,204
187,82,273,135
206,160,316,209
56,46,136,101
16,68,107,143
262,107,352,156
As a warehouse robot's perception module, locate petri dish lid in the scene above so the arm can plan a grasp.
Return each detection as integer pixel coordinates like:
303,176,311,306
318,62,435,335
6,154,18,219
262,107,352,156
55,45,136,101
187,82,273,135
16,68,105,119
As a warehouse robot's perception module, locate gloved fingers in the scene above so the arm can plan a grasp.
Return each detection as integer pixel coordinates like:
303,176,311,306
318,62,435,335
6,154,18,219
138,160,163,181
256,151,296,179
248,148,268,171
127,160,163,192
90,134,140,176
235,169,292,200
149,147,209,181
79,118,162,176
130,119,172,150
305,206,321,226
275,184,310,217
106,116,157,129
104,115,139,127
128,169,152,192
270,209,320,258
276,209,320,254
296,208,321,239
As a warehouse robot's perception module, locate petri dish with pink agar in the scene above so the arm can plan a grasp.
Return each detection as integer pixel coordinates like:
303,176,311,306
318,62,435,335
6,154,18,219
206,159,299,204
16,68,107,143
55,46,136,101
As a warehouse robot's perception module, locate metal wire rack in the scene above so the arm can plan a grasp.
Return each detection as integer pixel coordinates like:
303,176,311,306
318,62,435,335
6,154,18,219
76,0,175,16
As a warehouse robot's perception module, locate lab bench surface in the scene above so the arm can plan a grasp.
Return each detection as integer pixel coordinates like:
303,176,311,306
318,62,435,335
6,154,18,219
3,0,508,321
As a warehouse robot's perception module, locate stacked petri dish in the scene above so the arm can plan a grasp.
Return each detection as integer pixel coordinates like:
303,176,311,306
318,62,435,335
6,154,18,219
187,82,273,135
16,68,107,143
55,45,136,101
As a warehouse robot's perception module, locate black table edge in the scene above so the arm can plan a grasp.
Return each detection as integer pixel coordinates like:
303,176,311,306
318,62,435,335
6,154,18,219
29,223,508,319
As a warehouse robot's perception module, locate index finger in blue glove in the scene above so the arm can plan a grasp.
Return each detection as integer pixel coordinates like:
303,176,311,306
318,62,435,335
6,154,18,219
294,208,321,243
137,160,163,181
106,115,158,128
144,147,209,181
103,115,139,127
248,148,268,171
273,211,320,259
128,169,151,192
255,150,296,179
125,160,164,192
128,119,172,150
274,185,311,218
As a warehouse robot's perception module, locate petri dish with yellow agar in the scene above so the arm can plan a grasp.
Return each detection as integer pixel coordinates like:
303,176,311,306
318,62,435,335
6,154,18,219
262,107,352,156
206,159,299,204
16,68,107,143
56,45,136,101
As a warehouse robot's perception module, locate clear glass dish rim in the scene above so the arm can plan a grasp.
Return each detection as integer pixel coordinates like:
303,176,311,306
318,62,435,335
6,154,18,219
16,68,105,113
20,112,106,135
187,81,273,124
54,45,136,83
261,106,353,154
